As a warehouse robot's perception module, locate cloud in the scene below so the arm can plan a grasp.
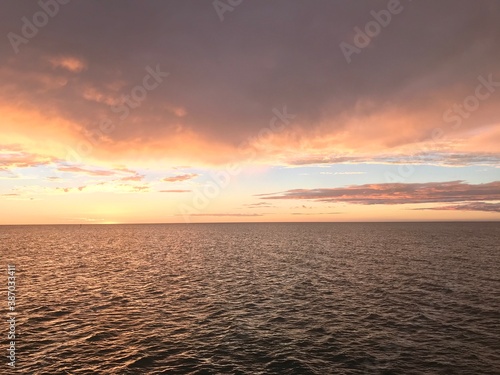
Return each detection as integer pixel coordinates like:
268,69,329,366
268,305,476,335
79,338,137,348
56,165,141,179
288,152,500,167
184,213,265,217
259,181,500,205
1,1,499,165
57,166,116,176
159,189,191,193
243,202,275,208
48,181,152,194
162,173,198,182
49,56,87,73
113,167,137,174
55,186,87,193
333,172,366,175
415,202,500,213
120,174,144,182
0,146,57,170
320,171,366,175
291,212,342,215
82,86,120,105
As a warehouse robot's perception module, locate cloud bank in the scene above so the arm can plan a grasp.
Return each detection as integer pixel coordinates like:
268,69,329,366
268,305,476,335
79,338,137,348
1,0,499,165
259,181,500,205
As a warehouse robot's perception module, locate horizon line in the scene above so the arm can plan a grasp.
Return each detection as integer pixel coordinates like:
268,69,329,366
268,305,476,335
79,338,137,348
1,220,499,226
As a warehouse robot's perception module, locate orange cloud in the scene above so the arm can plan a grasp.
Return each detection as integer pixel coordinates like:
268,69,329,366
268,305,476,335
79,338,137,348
49,56,87,73
162,173,198,182
0,2,499,170
58,166,116,176
259,181,500,205
0,146,57,170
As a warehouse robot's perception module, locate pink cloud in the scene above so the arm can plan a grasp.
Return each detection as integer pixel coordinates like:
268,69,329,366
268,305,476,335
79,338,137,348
259,181,500,205
0,147,57,170
415,202,500,213
55,186,87,193
120,174,144,182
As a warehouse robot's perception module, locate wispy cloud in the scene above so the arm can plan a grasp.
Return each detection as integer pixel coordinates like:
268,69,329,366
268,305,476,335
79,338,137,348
0,147,57,170
243,202,275,208
291,212,342,216
56,165,141,180
159,189,191,193
288,153,500,168
162,173,198,183
55,186,87,193
181,213,265,217
320,171,366,175
58,166,116,176
120,174,144,182
414,202,500,213
49,56,87,73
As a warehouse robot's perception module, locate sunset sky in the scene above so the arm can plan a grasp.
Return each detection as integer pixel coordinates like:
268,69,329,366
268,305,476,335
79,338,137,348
1,0,499,224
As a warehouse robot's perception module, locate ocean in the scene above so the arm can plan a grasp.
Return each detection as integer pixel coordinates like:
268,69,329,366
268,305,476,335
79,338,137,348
1,222,499,374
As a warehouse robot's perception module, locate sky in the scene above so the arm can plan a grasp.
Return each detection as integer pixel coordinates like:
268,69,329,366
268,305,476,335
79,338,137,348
0,0,499,224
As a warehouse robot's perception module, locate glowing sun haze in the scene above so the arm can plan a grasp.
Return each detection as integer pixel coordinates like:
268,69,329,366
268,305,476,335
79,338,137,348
1,0,499,224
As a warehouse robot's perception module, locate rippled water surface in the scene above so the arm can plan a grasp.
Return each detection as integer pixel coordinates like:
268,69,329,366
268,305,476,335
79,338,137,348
1,222,500,374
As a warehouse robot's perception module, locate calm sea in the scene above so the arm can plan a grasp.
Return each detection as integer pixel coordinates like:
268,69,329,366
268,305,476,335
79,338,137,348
1,222,499,374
